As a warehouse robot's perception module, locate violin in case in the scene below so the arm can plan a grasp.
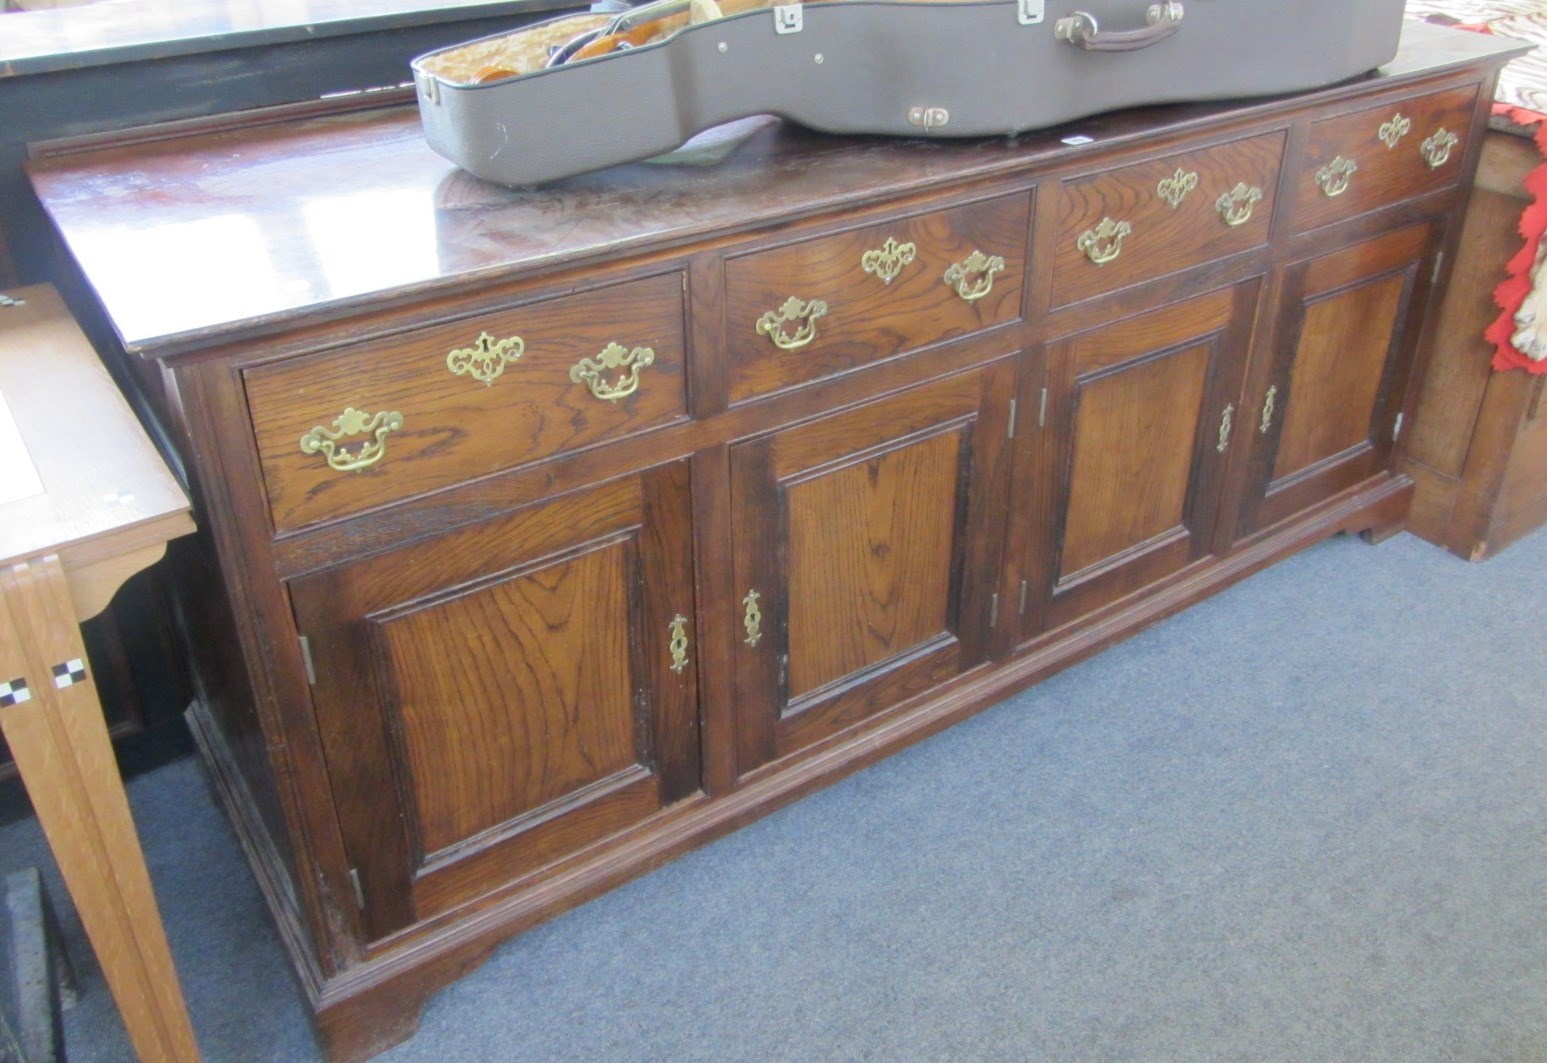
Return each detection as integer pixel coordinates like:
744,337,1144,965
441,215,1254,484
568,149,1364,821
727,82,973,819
412,0,1409,187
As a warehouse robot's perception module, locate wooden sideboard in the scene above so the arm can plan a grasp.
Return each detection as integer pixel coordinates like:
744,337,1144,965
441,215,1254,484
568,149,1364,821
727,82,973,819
26,22,1521,1062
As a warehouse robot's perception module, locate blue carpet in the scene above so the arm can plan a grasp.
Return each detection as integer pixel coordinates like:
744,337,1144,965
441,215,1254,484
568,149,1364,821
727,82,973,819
3,527,1546,1062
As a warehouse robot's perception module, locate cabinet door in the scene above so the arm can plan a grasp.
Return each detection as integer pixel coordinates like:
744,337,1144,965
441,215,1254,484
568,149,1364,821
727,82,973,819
289,463,699,942
1014,283,1260,640
730,362,1015,776
1233,223,1439,538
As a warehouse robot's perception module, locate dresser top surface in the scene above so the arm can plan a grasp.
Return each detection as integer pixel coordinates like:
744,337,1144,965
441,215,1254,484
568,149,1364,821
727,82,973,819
26,20,1521,358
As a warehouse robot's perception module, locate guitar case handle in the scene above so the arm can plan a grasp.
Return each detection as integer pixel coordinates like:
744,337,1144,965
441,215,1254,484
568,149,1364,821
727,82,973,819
1056,2,1184,52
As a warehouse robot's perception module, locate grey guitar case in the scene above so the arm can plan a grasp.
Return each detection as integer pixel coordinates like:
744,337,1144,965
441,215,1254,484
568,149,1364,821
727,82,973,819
412,0,1409,187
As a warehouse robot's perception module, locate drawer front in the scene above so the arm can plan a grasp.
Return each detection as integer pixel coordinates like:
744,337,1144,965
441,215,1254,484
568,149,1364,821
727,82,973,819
1293,85,1480,232
724,191,1031,404
247,272,688,531
1052,131,1285,307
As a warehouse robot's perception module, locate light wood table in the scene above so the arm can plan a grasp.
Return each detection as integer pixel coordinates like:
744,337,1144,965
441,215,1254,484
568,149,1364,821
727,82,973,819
0,283,199,1062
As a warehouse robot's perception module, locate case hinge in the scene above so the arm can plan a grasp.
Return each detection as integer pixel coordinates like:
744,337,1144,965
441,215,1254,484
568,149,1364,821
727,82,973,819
298,635,317,686
347,868,365,910
1007,398,1018,439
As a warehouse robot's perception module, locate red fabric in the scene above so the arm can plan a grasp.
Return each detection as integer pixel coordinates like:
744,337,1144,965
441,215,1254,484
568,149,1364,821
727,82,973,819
1440,19,1547,373
1484,103,1547,373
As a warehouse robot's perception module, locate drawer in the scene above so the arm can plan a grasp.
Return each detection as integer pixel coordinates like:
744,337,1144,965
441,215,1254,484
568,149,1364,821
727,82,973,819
724,191,1030,404
1293,85,1480,232
1051,131,1285,307
246,271,688,531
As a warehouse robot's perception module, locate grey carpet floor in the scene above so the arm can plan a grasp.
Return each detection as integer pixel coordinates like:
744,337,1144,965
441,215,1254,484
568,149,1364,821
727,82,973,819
3,526,1546,1062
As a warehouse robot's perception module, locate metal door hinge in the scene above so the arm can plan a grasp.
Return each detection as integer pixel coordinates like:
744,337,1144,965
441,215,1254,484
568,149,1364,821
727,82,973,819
1007,398,1018,439
1038,387,1049,428
1393,412,1404,442
1017,0,1045,24
347,868,365,910
298,635,317,686
1431,251,1446,285
989,593,1000,626
1019,579,1029,615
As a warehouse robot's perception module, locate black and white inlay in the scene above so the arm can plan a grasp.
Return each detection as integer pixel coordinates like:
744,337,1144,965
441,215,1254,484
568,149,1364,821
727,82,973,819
0,677,31,706
52,659,86,689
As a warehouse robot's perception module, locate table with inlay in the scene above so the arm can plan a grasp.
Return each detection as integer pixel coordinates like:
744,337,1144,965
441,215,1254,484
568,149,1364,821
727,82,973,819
0,283,199,1062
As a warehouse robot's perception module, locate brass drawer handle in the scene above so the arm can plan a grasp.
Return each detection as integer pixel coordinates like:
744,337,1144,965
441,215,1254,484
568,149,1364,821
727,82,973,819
944,249,1007,301
860,237,917,285
1217,403,1235,454
1157,168,1199,209
569,342,655,402
1259,385,1278,434
742,589,762,647
1076,218,1131,266
1378,112,1412,150
299,407,405,473
668,614,690,674
446,331,524,386
1421,128,1459,169
1215,182,1264,228
1316,157,1358,198
756,296,829,350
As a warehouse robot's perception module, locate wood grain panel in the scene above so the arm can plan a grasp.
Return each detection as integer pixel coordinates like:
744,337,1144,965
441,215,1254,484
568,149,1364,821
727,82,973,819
289,465,699,938
732,360,1014,775
1235,223,1437,539
375,541,636,856
1060,344,1210,580
1052,132,1283,307
247,271,688,531
1272,274,1404,482
724,192,1029,403
1017,281,1260,641
786,429,959,698
1293,85,1478,232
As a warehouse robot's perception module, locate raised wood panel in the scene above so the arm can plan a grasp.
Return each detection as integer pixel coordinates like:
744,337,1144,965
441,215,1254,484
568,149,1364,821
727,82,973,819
1052,132,1283,307
1293,85,1478,233
374,540,637,856
1236,223,1438,537
1019,282,1258,638
731,360,1013,775
247,271,688,531
289,464,699,939
1272,274,1405,482
786,429,960,699
724,192,1030,404
1060,343,1211,580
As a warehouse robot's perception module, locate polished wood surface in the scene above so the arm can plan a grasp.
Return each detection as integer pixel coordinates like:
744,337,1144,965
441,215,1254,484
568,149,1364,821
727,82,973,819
1238,223,1438,537
1293,84,1478,232
23,21,1518,357
1024,283,1254,635
723,190,1029,403
289,463,698,940
731,362,1011,774
246,269,688,531
1051,131,1283,307
24,24,1522,1063
0,286,197,1062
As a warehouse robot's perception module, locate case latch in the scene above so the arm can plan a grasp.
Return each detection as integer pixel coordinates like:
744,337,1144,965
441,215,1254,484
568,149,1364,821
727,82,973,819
1017,0,1045,24
773,4,803,33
